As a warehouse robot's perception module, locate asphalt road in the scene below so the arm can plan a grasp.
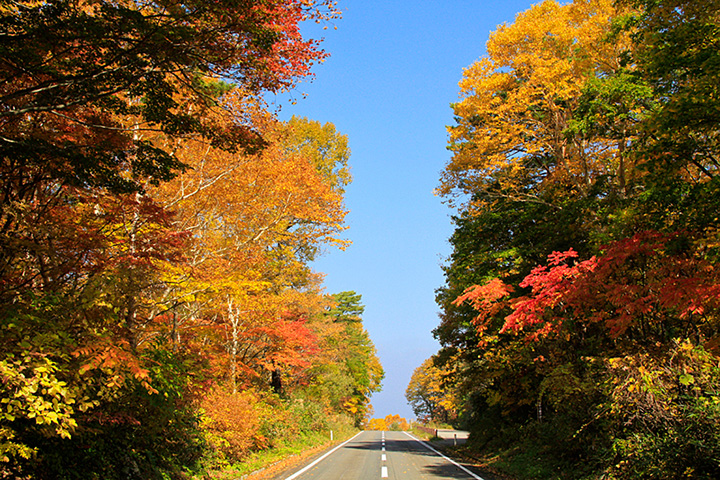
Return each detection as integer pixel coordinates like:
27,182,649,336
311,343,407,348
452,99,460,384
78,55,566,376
282,430,486,480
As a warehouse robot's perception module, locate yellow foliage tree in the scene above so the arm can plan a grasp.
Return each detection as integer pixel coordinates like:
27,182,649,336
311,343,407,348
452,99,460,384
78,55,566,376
146,90,350,389
405,358,459,424
366,414,410,431
440,0,634,208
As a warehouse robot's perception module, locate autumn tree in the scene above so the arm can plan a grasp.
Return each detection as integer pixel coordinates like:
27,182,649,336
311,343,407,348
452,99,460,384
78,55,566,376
144,101,350,390
140,109,382,467
0,1,350,477
431,0,720,477
454,234,720,477
366,415,409,431
433,1,627,446
405,358,458,425
282,116,352,193
299,291,383,426
441,0,634,209
0,0,339,191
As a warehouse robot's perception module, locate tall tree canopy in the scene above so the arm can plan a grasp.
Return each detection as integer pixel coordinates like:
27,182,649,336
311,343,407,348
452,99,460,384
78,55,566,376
0,0,339,192
424,1,720,478
440,0,633,208
0,2,386,478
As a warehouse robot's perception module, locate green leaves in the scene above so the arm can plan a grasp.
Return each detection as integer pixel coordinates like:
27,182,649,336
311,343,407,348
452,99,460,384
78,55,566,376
0,354,79,439
431,1,720,477
0,1,348,477
326,291,365,322
679,373,695,386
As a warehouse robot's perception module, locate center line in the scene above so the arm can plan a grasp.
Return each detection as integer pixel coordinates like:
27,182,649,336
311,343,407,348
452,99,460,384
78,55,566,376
381,466,388,478
381,453,387,461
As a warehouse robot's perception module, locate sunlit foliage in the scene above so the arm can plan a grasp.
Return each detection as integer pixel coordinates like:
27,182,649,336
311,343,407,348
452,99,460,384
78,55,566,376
427,0,720,478
0,1,386,478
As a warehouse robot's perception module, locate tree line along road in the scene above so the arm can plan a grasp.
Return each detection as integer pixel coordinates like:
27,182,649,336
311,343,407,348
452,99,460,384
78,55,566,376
278,430,488,480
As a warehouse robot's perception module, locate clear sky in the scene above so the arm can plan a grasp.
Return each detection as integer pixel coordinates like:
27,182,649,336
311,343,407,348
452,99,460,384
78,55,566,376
274,0,537,419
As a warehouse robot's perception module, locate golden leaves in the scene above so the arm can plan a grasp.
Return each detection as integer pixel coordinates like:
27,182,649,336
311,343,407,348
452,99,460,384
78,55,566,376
142,88,352,389
441,0,628,207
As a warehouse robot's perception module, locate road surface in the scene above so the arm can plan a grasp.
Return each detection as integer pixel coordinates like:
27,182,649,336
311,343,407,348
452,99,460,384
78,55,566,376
281,430,485,480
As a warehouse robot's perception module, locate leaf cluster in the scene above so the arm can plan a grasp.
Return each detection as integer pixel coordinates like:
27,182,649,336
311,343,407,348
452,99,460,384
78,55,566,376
0,1,387,478
427,0,720,477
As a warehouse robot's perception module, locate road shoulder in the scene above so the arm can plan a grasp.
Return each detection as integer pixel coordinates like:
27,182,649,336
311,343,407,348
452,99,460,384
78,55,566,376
250,432,361,480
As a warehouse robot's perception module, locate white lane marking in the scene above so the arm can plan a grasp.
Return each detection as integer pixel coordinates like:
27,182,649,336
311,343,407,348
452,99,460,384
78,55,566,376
381,433,388,479
403,432,485,480
284,431,364,480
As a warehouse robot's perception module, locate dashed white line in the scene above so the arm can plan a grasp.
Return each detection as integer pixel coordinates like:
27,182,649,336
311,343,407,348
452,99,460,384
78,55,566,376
381,432,388,479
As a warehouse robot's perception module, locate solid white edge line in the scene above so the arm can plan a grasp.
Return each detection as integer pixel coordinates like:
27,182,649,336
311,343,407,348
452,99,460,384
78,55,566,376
403,432,485,480
284,431,364,480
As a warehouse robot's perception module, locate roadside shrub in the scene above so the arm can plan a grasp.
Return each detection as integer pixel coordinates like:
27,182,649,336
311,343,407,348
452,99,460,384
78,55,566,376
12,344,206,480
201,388,267,460
603,341,720,479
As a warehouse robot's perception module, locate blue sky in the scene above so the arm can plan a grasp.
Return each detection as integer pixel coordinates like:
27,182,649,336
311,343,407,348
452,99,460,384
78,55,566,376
274,0,538,419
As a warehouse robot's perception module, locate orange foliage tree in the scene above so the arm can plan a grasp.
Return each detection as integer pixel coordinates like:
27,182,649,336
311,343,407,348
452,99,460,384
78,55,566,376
0,1,365,477
366,415,410,431
146,95,350,392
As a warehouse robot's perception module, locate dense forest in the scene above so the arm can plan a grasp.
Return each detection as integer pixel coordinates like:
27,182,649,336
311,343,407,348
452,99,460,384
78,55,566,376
410,0,720,478
0,1,383,478
4,0,720,478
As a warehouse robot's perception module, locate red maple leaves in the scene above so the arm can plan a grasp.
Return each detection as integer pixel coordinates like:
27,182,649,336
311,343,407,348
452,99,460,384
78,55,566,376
457,231,720,345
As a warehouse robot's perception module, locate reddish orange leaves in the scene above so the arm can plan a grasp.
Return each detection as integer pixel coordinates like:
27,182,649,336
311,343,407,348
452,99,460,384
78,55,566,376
457,231,720,344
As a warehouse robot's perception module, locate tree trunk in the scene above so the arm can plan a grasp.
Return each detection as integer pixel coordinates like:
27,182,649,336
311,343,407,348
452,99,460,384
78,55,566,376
271,369,282,394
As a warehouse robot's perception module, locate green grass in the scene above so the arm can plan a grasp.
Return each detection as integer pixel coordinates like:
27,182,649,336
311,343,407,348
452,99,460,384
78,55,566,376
199,425,358,479
488,444,564,480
